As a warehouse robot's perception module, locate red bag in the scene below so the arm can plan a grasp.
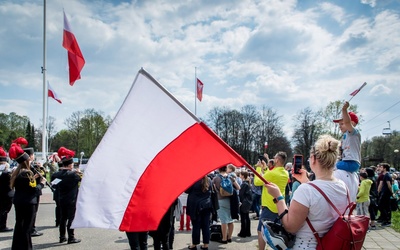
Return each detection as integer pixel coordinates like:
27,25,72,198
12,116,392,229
306,183,370,250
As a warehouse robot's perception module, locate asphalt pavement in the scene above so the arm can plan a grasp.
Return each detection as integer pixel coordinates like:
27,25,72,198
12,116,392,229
0,187,399,250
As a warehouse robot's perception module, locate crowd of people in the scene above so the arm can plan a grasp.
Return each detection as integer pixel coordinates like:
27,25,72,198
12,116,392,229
1,102,399,250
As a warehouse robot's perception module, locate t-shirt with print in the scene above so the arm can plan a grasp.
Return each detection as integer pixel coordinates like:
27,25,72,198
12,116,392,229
341,128,361,163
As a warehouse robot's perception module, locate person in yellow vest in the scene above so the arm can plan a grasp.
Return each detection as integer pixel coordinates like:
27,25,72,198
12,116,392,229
254,152,289,250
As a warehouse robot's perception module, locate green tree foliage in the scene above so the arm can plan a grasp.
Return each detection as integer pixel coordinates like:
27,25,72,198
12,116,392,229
25,121,35,149
0,112,30,149
362,131,400,169
52,109,110,157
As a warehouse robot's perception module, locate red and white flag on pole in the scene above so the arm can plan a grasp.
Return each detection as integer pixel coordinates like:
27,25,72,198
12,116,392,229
349,82,367,96
72,69,248,232
48,82,62,104
63,11,85,86
264,142,268,149
196,78,204,101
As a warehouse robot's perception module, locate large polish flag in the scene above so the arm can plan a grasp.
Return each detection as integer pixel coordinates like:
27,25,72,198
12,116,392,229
62,11,85,86
72,69,248,232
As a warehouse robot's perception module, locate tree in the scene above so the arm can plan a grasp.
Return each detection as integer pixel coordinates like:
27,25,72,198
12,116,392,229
53,109,110,157
65,111,83,152
237,105,261,161
206,105,291,164
0,112,30,149
292,107,324,168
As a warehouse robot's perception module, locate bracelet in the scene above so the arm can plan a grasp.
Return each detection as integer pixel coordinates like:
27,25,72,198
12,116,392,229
273,195,284,204
278,209,288,220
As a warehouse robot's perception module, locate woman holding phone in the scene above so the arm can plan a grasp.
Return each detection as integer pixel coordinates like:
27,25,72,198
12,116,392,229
264,135,348,249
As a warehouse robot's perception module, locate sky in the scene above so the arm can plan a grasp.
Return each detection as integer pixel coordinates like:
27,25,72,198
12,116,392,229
0,0,399,143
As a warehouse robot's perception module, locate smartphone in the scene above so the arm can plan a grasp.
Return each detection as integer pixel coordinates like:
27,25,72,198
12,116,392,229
293,154,303,174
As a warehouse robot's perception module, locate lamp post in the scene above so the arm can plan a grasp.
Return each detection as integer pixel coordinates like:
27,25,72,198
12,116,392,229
395,149,399,170
80,152,84,165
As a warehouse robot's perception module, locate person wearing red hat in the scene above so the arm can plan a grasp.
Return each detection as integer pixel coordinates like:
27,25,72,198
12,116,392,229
332,101,361,202
21,147,45,237
12,137,28,148
52,147,82,244
8,143,46,250
0,147,13,232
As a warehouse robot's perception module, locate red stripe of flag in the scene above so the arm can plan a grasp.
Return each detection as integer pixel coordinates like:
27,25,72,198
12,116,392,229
349,82,367,96
63,11,85,86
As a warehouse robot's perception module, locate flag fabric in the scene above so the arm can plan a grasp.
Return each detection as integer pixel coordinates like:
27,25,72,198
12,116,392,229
196,78,204,101
349,82,367,96
63,11,85,86
264,142,268,149
48,82,62,104
72,69,248,232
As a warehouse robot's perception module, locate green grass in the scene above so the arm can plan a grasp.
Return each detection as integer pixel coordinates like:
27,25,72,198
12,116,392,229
392,210,400,232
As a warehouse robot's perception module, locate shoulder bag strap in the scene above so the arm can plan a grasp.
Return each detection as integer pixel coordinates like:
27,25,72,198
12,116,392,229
305,182,350,242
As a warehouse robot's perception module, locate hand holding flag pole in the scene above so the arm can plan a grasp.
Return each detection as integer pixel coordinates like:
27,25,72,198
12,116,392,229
348,82,367,102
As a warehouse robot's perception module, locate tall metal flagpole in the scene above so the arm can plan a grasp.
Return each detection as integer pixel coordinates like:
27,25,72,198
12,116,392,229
41,0,48,161
194,67,197,115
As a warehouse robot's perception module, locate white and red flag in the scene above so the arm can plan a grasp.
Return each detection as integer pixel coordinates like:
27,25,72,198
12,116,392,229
72,69,248,232
196,78,204,101
48,82,62,104
349,82,367,96
62,11,85,86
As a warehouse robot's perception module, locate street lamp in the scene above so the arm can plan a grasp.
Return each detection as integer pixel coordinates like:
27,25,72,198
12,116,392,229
80,152,84,165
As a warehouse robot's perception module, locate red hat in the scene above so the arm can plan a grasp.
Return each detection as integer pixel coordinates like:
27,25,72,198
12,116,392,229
57,147,75,166
0,147,7,162
12,137,28,147
333,112,358,125
9,143,30,164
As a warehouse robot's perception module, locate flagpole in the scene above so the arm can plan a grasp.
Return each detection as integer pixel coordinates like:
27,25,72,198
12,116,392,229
41,0,48,161
194,67,197,115
46,81,49,155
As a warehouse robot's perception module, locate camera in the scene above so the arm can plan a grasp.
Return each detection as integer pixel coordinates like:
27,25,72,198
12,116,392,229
258,155,267,162
293,154,303,174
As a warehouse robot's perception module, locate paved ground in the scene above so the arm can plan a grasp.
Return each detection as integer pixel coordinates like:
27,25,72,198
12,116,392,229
0,187,399,250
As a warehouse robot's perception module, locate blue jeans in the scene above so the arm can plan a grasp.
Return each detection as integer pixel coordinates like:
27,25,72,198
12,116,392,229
252,193,261,217
257,206,278,231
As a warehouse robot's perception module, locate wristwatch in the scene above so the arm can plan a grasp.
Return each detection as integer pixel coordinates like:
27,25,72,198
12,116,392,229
273,195,284,204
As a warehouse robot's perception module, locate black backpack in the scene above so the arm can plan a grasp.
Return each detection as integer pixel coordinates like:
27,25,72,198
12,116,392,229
210,224,222,242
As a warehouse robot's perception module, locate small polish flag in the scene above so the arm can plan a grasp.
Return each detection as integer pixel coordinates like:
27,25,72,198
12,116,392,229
48,82,62,104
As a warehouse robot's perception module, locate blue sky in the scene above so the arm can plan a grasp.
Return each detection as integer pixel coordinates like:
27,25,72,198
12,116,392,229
0,0,399,141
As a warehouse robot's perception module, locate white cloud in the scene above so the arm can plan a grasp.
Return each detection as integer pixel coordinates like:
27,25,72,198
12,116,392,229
0,0,399,141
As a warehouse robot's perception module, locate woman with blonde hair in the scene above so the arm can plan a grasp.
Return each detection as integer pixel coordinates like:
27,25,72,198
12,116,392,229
265,134,349,249
9,143,46,250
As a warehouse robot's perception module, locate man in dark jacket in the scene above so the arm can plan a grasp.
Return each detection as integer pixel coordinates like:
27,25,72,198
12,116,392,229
51,155,82,244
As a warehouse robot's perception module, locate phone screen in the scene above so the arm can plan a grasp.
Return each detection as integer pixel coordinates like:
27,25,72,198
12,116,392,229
293,155,303,174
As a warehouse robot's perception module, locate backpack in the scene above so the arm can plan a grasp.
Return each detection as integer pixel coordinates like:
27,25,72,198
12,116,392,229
218,174,233,196
306,183,370,250
210,224,222,242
